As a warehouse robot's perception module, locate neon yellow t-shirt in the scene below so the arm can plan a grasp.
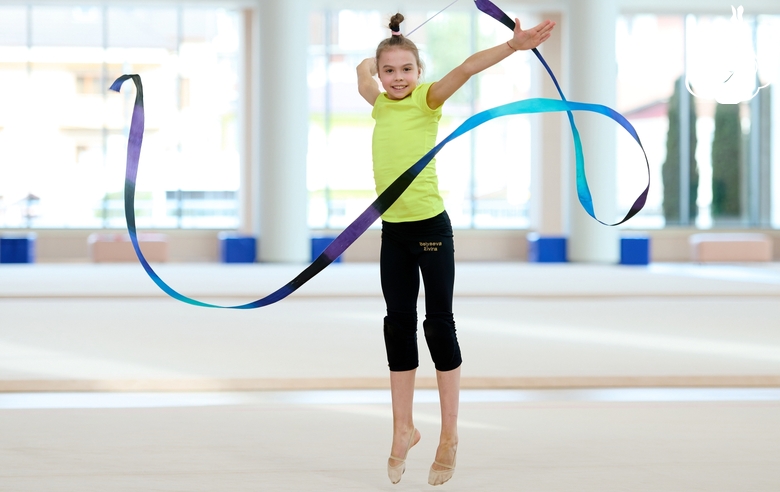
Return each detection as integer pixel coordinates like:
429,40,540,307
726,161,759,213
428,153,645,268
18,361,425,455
371,82,445,223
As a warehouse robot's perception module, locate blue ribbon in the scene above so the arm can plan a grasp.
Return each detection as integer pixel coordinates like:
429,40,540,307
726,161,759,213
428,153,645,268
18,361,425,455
110,0,649,309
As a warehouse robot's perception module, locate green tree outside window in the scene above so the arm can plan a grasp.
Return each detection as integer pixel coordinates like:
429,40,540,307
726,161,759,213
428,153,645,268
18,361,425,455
661,76,698,224
711,102,743,219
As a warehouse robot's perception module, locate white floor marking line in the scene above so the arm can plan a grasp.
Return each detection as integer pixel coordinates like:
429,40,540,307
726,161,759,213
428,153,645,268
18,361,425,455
315,404,507,430
2,388,780,410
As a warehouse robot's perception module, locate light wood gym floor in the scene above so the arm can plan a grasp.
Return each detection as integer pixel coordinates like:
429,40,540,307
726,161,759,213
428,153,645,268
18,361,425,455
1,262,779,490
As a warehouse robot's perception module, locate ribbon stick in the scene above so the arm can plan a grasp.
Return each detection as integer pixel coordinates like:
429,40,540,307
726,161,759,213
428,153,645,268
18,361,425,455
406,0,461,37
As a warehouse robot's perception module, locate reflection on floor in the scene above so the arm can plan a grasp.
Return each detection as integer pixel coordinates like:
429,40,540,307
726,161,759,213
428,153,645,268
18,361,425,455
3,387,780,410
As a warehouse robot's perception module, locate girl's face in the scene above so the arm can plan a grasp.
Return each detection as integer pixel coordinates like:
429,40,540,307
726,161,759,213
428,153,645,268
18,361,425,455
377,47,421,100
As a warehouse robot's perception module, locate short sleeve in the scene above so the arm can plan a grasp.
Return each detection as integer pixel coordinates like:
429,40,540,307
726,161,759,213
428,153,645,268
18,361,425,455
411,83,440,115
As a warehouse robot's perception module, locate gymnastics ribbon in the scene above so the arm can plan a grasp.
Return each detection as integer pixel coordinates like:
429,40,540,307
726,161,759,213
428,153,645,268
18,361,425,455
473,0,649,224
110,0,649,309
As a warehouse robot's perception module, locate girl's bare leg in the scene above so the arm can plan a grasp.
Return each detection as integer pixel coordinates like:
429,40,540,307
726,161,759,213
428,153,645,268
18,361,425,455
388,369,421,469
432,365,460,471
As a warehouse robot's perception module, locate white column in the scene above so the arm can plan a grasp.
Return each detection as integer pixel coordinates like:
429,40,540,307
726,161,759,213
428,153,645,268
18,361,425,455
256,0,310,263
566,0,620,263
531,12,566,235
772,84,780,228
238,9,255,236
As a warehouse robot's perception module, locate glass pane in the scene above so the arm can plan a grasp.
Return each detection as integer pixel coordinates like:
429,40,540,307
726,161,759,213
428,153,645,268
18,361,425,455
307,11,328,228
616,15,685,229
107,8,177,50
178,9,240,228
31,6,102,47
0,7,27,46
0,6,240,230
106,7,240,229
8,6,106,228
0,7,28,227
307,10,384,230
686,12,771,228
757,16,780,227
106,7,178,229
471,12,531,229
422,10,475,229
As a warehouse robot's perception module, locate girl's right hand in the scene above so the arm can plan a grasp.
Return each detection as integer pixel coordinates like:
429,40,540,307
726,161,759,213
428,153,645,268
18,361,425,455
357,58,380,106
359,57,378,77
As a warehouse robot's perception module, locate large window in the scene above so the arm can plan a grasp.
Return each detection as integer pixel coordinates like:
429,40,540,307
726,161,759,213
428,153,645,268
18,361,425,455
307,8,535,229
617,12,779,229
0,5,240,229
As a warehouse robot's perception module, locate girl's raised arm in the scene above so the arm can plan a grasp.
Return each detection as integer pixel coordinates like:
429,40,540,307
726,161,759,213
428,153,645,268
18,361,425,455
426,18,555,110
357,57,381,106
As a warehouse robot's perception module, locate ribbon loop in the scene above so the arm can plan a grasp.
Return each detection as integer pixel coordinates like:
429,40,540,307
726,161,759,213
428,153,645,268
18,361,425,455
474,0,650,225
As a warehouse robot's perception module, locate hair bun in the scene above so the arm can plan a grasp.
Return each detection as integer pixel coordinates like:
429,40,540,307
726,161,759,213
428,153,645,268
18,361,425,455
389,13,404,32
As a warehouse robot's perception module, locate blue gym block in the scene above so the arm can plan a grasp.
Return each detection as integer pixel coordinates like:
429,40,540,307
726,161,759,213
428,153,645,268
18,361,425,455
218,233,257,263
620,236,651,265
527,233,567,263
0,234,36,264
311,236,342,263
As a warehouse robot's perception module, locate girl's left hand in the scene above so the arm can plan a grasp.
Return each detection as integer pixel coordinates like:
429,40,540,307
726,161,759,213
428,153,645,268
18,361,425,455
508,18,556,51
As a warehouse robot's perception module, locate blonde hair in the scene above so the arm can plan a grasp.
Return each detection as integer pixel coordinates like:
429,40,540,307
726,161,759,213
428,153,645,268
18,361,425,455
375,13,423,71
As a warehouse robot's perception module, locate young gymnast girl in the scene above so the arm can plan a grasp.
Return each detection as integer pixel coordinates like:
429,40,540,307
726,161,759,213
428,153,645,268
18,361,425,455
356,12,554,486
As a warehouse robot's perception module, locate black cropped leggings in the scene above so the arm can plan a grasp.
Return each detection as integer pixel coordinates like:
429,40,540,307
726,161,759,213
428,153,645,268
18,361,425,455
380,211,462,372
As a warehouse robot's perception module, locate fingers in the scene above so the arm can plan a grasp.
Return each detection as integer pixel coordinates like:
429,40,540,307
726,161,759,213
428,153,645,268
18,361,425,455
511,17,555,51
534,20,556,36
516,18,556,37
530,21,555,48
